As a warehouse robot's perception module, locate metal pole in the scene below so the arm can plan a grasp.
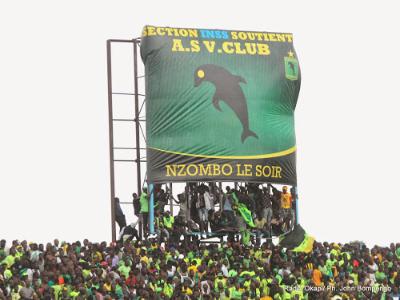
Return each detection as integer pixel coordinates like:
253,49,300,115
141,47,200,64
133,39,142,196
218,182,223,210
169,183,173,214
149,183,154,234
133,39,143,239
294,186,299,225
186,182,191,221
107,40,116,242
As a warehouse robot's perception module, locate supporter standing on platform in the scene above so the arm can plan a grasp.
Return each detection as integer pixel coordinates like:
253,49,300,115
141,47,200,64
139,187,149,236
118,221,140,242
132,192,140,218
270,184,294,231
261,186,273,232
280,185,293,230
204,185,214,226
155,211,169,242
196,187,208,237
221,186,236,229
114,197,126,233
157,188,168,214
163,211,175,239
254,213,267,245
174,186,189,220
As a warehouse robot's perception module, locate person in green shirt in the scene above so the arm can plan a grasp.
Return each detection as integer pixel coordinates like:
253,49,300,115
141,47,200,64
51,284,63,300
214,273,227,292
325,254,336,278
228,268,238,278
229,282,242,299
375,265,386,282
140,187,149,235
218,283,230,300
118,258,131,279
163,211,174,231
241,228,251,247
163,279,174,298
155,211,168,243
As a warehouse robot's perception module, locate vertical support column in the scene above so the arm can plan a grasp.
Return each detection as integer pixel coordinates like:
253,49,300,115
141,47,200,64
186,182,191,221
294,186,299,225
107,40,117,242
169,183,173,214
133,39,141,192
218,182,223,210
149,183,155,234
133,39,143,239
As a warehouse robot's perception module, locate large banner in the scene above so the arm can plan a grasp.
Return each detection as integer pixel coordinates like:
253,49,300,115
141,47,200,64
141,26,301,184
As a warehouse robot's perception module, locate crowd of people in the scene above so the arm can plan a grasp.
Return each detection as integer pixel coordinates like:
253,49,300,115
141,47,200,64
115,183,297,243
1,238,400,299
3,183,395,299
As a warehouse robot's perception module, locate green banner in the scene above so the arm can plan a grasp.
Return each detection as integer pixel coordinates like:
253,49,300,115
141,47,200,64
141,26,301,184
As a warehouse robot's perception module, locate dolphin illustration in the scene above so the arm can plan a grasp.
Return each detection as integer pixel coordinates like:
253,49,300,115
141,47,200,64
194,64,258,143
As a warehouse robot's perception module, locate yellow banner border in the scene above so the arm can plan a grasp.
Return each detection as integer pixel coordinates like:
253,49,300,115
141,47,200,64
149,146,296,160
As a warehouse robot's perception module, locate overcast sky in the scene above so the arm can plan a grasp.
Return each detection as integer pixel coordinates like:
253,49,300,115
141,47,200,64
1,1,399,246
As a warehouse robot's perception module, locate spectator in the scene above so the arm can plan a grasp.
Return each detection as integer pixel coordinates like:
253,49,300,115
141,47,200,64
156,189,168,214
254,213,267,245
139,187,149,236
132,192,140,217
0,238,398,299
271,184,294,231
118,222,140,242
114,197,127,232
174,187,189,219
154,211,170,243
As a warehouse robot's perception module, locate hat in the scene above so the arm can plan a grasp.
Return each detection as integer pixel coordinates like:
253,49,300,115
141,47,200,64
100,261,108,267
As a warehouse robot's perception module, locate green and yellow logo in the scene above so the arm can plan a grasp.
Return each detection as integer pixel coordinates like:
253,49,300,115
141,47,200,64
284,51,299,80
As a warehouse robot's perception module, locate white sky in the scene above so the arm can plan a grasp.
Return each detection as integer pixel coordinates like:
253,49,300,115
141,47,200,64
1,1,399,246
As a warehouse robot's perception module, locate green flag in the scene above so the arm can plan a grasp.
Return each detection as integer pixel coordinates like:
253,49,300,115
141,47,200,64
232,192,255,228
279,224,315,253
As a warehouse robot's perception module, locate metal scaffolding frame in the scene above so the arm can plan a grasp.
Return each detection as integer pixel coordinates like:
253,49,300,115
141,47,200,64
106,38,146,241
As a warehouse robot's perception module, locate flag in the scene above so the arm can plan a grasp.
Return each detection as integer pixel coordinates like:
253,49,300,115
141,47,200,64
232,192,255,228
280,224,314,253
292,234,315,253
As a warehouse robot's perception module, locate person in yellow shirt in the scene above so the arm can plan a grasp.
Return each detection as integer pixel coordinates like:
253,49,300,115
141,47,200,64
187,260,198,274
280,186,292,209
279,186,293,231
269,184,294,231
103,278,112,292
181,280,193,296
